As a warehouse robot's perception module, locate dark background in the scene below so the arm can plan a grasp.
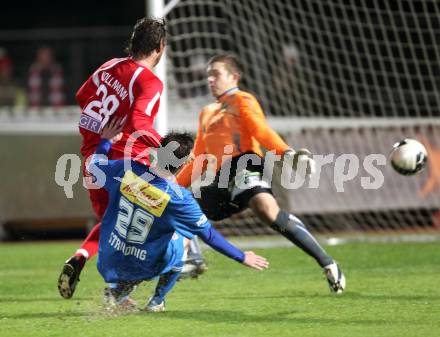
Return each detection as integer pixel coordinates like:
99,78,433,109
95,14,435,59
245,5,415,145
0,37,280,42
1,0,439,113
1,0,145,29
0,0,146,104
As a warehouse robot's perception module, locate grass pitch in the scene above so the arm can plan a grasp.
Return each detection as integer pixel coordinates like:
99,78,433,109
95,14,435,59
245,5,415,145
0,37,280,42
0,241,439,337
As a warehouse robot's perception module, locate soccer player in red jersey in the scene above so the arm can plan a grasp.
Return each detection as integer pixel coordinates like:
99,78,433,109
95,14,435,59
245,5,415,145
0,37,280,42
58,17,167,299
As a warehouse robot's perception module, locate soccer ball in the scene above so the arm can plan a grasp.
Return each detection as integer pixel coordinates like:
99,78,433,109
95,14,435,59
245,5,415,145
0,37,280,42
390,138,427,176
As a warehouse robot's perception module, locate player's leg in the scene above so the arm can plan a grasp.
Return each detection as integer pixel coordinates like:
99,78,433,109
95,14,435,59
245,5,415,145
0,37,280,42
188,236,207,271
188,236,203,263
57,223,99,299
145,267,181,312
249,192,333,265
58,186,108,299
247,191,346,293
105,281,140,312
145,236,187,312
179,236,208,279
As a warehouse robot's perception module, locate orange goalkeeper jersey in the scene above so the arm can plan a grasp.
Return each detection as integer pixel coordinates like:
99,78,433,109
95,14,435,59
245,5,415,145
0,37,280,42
176,88,290,187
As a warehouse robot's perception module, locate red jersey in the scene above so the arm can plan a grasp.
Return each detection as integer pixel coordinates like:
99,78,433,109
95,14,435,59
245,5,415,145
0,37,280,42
77,57,163,162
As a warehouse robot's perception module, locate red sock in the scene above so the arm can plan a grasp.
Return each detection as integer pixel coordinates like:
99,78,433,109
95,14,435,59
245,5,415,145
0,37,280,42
74,223,101,260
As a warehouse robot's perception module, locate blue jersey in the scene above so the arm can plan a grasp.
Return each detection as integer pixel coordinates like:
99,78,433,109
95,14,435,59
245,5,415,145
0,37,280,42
89,148,211,283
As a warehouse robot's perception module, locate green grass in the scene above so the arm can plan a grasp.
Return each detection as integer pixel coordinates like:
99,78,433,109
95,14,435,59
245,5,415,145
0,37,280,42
0,241,439,337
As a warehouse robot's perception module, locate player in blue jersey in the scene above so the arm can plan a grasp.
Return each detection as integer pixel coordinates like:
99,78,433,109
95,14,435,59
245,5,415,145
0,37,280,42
89,118,269,312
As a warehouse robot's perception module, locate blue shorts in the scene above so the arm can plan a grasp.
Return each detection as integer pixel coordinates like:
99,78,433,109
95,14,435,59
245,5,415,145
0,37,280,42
160,232,186,275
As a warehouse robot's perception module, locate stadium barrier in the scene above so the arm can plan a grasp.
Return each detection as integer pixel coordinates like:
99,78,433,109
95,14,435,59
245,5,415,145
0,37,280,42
1,108,439,239
0,109,93,238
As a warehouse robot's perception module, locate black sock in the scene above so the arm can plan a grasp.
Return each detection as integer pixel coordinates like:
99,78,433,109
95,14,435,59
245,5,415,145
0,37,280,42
271,210,333,267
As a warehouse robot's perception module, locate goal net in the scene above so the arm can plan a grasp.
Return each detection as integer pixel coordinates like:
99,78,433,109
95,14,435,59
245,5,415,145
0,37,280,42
165,0,440,237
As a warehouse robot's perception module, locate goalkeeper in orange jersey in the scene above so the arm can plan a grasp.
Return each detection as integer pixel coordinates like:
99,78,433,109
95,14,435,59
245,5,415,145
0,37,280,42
176,53,345,293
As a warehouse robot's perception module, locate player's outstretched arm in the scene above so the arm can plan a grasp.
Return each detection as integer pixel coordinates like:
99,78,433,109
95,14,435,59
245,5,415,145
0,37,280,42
175,193,268,271
197,225,269,271
243,251,269,271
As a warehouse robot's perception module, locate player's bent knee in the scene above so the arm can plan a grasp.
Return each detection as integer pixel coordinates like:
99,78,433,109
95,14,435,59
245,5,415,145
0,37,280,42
270,210,305,233
249,194,279,225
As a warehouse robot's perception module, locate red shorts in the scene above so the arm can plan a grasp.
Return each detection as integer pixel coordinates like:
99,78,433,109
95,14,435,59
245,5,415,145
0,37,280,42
82,158,108,220
88,187,108,220
82,149,149,219
82,149,126,220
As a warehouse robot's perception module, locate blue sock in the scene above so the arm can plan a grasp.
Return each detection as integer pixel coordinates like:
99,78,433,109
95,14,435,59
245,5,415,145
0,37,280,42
151,266,182,303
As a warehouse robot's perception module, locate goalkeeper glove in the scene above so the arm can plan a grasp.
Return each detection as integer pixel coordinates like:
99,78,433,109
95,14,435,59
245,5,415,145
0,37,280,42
283,148,316,177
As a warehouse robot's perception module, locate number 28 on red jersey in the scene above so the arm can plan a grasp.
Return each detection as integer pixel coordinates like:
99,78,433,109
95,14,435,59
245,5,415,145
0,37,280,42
77,57,162,135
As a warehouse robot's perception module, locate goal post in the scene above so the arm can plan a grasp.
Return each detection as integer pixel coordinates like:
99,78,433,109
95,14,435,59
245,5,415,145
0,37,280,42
162,0,440,236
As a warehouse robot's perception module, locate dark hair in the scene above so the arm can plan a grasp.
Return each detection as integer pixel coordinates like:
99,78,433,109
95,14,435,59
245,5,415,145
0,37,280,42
208,53,242,77
125,17,167,58
158,132,194,174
